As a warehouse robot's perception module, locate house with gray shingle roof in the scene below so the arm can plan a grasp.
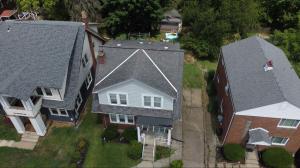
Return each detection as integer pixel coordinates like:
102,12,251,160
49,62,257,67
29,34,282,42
92,40,183,146
0,19,104,136
215,36,300,153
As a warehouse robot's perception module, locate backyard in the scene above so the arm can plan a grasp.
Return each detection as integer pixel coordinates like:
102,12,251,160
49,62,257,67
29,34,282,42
0,99,140,168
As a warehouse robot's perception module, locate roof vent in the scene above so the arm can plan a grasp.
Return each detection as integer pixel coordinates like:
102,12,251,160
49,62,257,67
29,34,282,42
139,41,143,44
117,43,121,47
7,26,11,32
164,46,168,50
264,60,273,71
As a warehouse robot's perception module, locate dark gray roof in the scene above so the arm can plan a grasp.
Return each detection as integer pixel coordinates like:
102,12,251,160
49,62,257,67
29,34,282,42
93,40,183,120
248,128,271,145
136,116,172,127
0,20,86,109
222,36,300,111
92,95,172,118
164,9,181,18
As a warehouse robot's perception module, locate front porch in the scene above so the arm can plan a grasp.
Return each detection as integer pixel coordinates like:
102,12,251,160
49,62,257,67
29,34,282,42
137,125,172,146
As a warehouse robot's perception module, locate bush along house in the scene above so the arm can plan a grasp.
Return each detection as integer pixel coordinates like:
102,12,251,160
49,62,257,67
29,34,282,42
0,15,105,136
92,41,184,146
214,36,300,153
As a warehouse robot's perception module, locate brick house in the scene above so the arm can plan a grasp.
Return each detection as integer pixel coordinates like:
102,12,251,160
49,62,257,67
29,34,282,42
214,36,300,153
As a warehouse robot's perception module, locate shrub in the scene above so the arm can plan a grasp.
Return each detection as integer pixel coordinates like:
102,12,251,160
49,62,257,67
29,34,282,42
101,125,119,141
122,128,137,142
77,137,89,153
155,146,173,160
170,160,183,168
262,147,293,168
127,140,142,160
223,144,245,162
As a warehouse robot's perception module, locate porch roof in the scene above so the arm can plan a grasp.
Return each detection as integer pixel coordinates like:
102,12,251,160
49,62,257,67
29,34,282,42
136,116,172,127
248,128,272,146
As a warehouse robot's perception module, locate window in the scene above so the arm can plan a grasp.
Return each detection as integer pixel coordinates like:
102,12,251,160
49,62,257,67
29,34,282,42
109,114,134,124
154,97,162,108
272,137,289,145
81,54,89,68
4,97,24,108
36,87,43,96
75,93,83,112
143,95,163,108
49,108,69,117
85,72,93,89
108,93,128,106
44,88,52,96
119,94,127,105
220,99,223,114
109,93,118,104
143,96,151,107
278,119,300,128
35,87,54,97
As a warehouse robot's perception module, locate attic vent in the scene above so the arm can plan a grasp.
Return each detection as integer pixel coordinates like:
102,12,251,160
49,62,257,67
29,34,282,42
264,60,273,71
164,46,168,50
117,43,121,47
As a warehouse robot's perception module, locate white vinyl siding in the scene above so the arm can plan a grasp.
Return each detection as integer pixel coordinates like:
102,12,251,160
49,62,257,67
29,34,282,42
271,136,289,146
107,92,128,106
278,119,300,128
49,108,69,117
109,113,134,124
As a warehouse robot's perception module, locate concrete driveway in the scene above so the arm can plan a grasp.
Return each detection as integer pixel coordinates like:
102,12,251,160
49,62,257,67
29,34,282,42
182,89,205,168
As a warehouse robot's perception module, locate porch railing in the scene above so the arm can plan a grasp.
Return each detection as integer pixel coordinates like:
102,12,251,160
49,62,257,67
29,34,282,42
142,136,146,159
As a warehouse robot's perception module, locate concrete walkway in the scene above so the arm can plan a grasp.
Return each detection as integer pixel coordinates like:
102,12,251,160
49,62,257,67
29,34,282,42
182,89,206,168
0,131,39,150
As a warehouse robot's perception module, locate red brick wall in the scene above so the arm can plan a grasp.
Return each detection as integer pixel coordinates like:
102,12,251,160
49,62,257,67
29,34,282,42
214,54,235,141
100,114,135,129
226,115,300,153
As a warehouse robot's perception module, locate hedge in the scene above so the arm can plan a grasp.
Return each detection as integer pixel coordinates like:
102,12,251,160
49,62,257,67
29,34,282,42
170,160,183,168
101,125,119,141
262,147,293,168
127,140,142,160
122,128,137,142
223,144,245,162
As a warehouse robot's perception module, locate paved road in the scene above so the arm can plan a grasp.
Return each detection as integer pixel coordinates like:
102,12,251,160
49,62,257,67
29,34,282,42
182,89,206,168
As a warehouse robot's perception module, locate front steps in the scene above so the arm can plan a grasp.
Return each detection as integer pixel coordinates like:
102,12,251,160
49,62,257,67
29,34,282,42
142,144,154,161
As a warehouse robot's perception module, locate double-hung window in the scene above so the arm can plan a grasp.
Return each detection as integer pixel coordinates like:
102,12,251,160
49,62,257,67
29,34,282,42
49,108,69,117
271,136,289,146
36,87,53,97
143,95,163,108
85,72,93,89
81,54,89,68
109,113,134,124
278,119,300,128
75,93,83,112
108,93,128,106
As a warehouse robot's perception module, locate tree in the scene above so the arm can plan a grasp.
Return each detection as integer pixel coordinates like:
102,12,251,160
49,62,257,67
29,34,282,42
260,0,300,30
100,0,163,36
17,0,40,11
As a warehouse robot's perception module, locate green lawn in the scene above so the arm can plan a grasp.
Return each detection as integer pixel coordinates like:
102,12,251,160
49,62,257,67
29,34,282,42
0,115,21,141
183,59,217,88
0,99,140,168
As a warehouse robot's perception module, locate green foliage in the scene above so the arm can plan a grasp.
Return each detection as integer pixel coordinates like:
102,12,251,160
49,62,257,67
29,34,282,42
260,0,300,30
155,146,173,160
127,140,142,160
262,147,293,168
76,137,89,153
223,144,245,162
122,128,137,142
100,0,163,36
101,125,119,141
170,160,183,168
17,0,40,11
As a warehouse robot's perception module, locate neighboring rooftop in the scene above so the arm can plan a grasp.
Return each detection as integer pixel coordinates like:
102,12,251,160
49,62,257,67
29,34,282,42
164,9,181,18
0,20,85,109
222,36,300,111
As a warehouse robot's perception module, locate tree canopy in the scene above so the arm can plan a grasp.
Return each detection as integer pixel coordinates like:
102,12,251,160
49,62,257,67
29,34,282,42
100,0,163,36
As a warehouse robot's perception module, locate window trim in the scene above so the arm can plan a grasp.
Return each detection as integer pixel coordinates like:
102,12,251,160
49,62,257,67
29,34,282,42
142,94,163,109
49,108,69,117
277,119,300,129
85,72,93,89
75,92,83,112
109,113,135,125
107,92,128,106
81,54,89,68
271,136,289,146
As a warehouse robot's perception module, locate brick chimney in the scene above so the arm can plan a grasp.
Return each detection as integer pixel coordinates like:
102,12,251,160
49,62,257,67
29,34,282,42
98,49,105,64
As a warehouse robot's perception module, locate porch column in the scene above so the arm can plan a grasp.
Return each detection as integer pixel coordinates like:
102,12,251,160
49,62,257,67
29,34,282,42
167,128,172,145
8,116,25,134
137,126,141,142
29,113,46,136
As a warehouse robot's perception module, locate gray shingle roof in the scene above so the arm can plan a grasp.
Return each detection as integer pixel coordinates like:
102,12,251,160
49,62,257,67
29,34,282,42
222,36,300,111
136,116,172,127
93,40,184,120
0,21,85,109
248,128,271,145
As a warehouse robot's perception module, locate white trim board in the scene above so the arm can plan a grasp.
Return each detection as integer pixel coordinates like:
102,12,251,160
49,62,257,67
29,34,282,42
235,101,300,120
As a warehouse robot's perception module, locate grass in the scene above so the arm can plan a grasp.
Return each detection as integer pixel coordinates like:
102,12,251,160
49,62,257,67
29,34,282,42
0,98,140,168
0,115,21,141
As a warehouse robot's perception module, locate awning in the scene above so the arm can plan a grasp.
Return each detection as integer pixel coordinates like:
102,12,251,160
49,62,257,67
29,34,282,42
248,128,272,146
136,116,172,127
